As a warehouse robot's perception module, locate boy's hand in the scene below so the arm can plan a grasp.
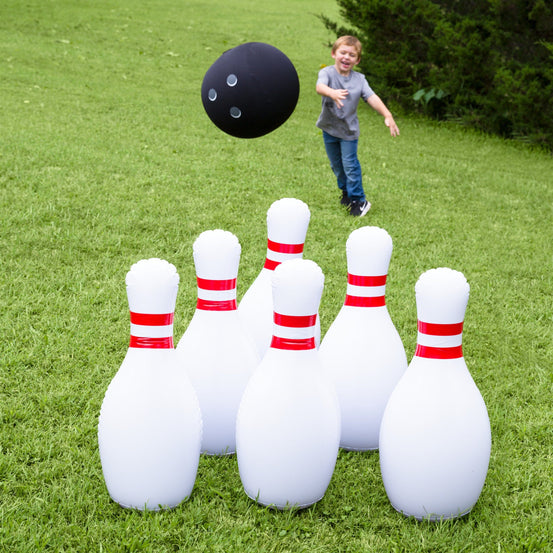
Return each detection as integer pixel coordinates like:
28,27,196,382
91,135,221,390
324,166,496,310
316,82,349,108
385,116,400,137
367,95,400,137
330,88,349,108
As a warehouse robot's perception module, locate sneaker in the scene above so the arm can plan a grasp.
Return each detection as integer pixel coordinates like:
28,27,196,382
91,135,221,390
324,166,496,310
340,190,351,206
349,199,371,217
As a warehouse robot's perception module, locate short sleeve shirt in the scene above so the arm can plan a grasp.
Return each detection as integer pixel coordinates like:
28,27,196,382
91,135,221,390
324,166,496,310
316,65,374,140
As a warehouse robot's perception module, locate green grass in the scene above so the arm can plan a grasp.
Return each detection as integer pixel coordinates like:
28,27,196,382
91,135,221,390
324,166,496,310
1,0,553,551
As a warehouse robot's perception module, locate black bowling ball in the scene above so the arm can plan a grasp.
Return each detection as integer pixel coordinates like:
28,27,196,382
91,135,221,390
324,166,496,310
201,42,300,139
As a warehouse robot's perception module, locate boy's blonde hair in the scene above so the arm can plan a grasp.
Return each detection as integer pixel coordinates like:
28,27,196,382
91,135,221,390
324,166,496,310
332,36,362,58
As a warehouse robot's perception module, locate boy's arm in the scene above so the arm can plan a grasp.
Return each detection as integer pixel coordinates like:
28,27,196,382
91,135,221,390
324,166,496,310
367,94,400,137
316,82,349,108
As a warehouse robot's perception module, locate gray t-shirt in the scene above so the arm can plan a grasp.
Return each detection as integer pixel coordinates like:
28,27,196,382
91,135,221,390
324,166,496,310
316,65,374,140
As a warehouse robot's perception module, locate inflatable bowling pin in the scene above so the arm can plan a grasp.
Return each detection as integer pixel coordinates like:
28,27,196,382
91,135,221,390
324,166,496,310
319,226,407,450
379,268,491,520
176,230,259,455
236,259,340,509
238,198,320,357
98,258,202,510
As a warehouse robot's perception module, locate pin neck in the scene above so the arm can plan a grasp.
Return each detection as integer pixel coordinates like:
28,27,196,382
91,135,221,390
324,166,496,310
196,277,237,311
415,320,464,359
129,336,174,348
270,312,317,351
129,311,174,349
344,273,387,307
263,239,304,271
271,336,316,350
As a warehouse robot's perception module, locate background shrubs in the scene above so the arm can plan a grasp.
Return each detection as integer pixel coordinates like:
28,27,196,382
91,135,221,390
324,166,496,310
321,0,553,150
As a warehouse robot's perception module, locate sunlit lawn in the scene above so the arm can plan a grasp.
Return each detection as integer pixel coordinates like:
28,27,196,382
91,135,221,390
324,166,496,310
1,0,552,551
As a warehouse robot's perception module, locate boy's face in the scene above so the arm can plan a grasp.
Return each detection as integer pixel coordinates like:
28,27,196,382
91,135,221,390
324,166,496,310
332,44,360,75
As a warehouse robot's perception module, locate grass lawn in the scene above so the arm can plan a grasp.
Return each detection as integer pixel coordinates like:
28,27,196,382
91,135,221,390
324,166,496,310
1,0,552,551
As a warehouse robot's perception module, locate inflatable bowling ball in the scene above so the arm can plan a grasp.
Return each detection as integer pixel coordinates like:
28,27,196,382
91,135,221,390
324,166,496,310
201,42,300,139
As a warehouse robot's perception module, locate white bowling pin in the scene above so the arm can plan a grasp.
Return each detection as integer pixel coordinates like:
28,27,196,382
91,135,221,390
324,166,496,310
177,230,260,455
379,268,491,521
98,258,202,510
238,198,320,357
236,259,340,509
319,226,407,451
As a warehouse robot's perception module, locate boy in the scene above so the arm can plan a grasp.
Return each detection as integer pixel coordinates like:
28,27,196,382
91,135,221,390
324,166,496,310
316,36,399,217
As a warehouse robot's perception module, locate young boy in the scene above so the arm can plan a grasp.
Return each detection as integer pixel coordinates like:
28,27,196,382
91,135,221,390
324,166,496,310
316,36,399,217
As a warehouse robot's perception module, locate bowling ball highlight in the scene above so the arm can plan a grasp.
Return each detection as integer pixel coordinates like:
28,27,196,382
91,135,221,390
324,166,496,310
201,42,300,139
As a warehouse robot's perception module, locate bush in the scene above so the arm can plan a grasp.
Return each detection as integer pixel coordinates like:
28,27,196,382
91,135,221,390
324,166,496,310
321,0,553,150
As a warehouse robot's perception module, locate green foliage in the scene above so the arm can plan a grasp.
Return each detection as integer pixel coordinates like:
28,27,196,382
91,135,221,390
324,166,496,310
321,0,553,150
413,88,449,118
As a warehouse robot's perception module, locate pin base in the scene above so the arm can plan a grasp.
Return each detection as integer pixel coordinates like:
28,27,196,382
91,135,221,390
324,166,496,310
113,499,184,511
340,445,378,452
245,491,324,511
201,449,236,457
391,503,474,521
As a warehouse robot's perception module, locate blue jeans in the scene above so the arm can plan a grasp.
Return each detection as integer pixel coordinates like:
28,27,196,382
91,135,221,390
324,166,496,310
322,131,365,202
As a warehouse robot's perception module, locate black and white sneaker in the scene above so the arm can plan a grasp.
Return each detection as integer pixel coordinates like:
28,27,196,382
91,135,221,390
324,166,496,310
349,199,371,217
340,190,351,206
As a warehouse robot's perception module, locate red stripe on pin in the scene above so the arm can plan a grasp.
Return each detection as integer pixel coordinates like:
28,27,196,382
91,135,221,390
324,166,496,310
129,336,174,349
270,336,315,350
347,273,387,286
415,344,463,359
345,295,386,307
263,258,280,271
418,321,464,336
267,239,304,254
196,277,237,291
274,313,317,327
129,312,174,326
197,298,237,311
